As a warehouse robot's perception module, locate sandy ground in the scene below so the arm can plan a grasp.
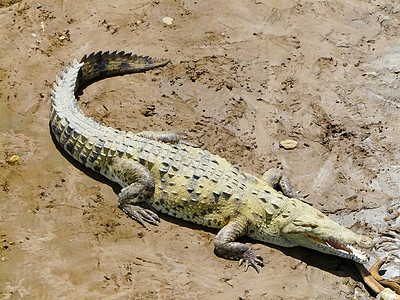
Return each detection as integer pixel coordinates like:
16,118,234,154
1,0,399,299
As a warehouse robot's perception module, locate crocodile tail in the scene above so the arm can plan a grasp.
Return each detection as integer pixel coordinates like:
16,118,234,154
76,51,170,90
50,51,169,170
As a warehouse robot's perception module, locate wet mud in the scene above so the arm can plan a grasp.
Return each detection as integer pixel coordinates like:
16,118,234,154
1,1,399,299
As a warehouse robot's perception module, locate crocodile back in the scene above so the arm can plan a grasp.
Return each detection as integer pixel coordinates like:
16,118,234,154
50,52,263,229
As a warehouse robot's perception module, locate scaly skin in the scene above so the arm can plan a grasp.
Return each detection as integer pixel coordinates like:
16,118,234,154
50,51,374,272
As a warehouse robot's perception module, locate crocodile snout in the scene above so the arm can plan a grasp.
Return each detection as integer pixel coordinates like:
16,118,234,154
358,235,374,249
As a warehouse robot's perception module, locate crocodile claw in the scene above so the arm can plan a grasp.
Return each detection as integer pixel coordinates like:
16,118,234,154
119,204,160,228
239,250,264,273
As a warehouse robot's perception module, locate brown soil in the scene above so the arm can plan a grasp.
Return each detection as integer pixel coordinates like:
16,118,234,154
1,1,399,299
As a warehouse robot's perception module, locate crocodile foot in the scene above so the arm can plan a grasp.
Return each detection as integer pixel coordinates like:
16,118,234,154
263,168,314,206
239,249,264,273
119,204,160,227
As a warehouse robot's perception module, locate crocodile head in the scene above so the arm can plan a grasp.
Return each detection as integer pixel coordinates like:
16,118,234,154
279,200,374,263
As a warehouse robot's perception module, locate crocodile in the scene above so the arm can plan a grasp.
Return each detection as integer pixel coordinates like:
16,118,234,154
50,51,374,272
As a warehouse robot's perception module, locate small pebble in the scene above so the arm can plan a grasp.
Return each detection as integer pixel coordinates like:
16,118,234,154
6,154,20,165
279,140,298,150
162,17,174,25
363,71,377,77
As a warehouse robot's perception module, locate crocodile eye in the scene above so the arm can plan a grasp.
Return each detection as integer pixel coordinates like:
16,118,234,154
317,212,324,219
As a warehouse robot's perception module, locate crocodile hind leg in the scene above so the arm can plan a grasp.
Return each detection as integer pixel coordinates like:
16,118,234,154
214,220,263,272
262,168,313,205
110,157,159,227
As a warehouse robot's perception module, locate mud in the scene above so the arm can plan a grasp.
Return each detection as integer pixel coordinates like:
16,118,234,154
1,0,399,299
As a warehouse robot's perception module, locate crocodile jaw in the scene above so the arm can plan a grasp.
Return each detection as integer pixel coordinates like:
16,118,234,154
278,201,374,263
281,223,374,263
294,233,372,263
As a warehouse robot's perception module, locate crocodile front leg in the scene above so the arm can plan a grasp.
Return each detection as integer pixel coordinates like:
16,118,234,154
214,220,264,272
111,157,159,227
262,168,313,205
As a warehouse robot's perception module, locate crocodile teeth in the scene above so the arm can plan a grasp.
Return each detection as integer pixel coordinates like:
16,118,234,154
325,239,368,263
306,234,368,263
326,239,351,252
